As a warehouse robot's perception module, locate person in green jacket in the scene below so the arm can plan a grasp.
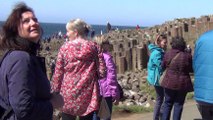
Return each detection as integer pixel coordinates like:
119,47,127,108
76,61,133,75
147,34,167,120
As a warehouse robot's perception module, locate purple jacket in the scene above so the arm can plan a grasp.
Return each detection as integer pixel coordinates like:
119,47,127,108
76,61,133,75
98,52,120,100
161,49,193,92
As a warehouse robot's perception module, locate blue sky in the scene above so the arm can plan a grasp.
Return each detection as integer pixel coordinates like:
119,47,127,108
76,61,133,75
1,0,213,27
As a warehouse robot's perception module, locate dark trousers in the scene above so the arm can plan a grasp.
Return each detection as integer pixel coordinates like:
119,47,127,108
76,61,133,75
62,112,94,120
93,97,113,120
197,103,213,120
153,86,164,120
162,88,187,120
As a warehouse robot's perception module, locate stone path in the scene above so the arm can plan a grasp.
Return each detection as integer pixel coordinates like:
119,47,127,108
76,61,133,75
112,100,202,120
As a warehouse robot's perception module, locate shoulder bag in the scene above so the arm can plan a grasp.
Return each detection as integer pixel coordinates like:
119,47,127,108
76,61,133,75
159,53,180,86
97,86,111,119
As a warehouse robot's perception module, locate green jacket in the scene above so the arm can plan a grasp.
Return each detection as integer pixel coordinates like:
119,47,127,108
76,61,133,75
147,43,164,86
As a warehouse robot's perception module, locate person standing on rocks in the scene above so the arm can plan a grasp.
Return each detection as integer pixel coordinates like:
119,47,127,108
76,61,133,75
147,34,167,120
185,44,192,54
193,30,213,120
91,29,95,39
161,36,193,120
94,35,121,120
106,21,111,33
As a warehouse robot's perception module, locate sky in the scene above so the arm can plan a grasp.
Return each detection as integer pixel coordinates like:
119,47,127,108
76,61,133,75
1,0,213,27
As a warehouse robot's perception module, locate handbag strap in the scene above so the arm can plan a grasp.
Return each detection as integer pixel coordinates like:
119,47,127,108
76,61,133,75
167,52,180,67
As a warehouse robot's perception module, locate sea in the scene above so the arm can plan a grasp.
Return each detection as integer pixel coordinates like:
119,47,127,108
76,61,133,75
0,21,136,39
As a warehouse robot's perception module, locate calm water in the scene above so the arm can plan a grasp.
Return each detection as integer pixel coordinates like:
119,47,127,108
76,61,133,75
0,21,136,38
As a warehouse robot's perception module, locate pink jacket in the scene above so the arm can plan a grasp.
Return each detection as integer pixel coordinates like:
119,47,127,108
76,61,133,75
51,38,106,116
99,52,120,100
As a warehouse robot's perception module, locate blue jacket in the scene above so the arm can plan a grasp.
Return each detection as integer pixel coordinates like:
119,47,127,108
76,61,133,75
193,30,213,104
147,44,164,86
0,49,53,119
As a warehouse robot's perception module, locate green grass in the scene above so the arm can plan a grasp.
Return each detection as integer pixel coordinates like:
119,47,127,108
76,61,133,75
140,82,156,99
112,81,194,114
186,92,194,100
112,82,155,114
113,105,153,113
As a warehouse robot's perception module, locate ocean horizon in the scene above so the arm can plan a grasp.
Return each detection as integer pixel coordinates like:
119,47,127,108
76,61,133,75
0,21,138,39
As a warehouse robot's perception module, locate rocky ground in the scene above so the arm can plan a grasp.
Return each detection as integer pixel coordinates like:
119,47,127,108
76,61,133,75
39,29,194,119
112,100,201,120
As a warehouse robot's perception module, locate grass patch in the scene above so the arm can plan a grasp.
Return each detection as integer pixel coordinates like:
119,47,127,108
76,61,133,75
186,92,194,100
140,82,156,99
113,105,153,113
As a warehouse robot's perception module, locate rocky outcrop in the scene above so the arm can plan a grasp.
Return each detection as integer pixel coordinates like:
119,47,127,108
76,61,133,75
117,70,155,107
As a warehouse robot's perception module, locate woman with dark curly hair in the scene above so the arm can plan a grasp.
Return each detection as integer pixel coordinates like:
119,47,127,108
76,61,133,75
0,2,64,120
161,36,193,120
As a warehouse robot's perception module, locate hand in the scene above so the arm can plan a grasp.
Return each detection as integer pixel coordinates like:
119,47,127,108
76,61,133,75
147,40,151,45
50,93,64,109
113,99,119,106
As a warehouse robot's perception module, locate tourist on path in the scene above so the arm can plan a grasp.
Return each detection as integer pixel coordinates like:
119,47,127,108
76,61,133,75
193,30,213,120
147,34,167,120
0,2,64,120
161,36,193,120
94,35,120,120
51,18,106,120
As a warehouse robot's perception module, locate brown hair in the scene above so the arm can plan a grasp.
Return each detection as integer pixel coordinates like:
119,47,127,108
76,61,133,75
94,35,110,49
0,2,42,50
170,36,186,51
155,34,167,45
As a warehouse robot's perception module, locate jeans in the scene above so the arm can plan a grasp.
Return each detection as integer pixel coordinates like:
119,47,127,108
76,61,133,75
162,88,187,120
197,103,213,120
93,97,113,120
153,86,164,120
62,112,94,120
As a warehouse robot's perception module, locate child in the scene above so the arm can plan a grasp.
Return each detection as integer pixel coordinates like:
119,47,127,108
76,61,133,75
94,35,120,120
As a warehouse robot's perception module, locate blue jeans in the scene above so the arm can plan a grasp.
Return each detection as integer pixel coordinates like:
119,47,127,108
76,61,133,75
93,97,113,120
153,86,164,120
162,88,187,120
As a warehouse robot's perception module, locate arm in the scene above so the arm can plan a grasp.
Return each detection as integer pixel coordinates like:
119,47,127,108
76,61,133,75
106,54,120,100
8,53,53,120
95,44,106,79
51,47,65,92
150,51,164,84
150,51,163,68
188,53,193,73
161,53,167,71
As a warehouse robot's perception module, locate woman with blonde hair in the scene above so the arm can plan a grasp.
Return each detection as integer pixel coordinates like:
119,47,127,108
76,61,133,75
51,19,106,120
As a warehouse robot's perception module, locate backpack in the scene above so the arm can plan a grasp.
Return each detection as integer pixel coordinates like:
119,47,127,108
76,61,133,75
0,50,13,120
